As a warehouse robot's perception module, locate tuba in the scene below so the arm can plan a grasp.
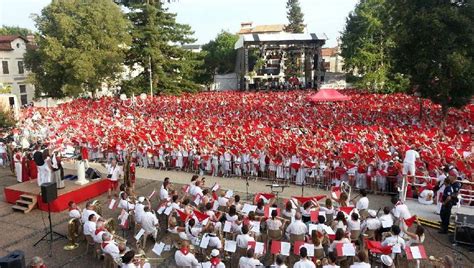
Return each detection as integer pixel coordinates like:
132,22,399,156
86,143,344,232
105,218,127,245
64,218,80,250
92,199,102,216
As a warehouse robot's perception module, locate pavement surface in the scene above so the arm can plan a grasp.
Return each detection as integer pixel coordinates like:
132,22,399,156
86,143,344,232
0,163,472,267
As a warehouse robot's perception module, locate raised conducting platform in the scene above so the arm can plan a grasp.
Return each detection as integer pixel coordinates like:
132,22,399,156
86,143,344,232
4,179,109,212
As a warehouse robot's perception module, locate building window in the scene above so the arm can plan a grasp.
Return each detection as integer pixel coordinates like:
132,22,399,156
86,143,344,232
20,94,28,106
2,61,8,74
16,43,20,48
19,85,26,94
18,61,24,74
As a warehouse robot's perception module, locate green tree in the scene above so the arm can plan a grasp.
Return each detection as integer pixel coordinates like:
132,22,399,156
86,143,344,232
284,0,305,33
121,0,200,95
0,25,31,36
340,0,408,92
199,31,239,85
24,0,131,98
389,0,474,114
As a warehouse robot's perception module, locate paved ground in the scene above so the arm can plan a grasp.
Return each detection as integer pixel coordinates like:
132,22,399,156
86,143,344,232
0,164,472,267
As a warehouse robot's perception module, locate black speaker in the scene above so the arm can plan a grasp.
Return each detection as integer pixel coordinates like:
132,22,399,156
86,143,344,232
0,250,26,268
86,168,101,180
41,182,57,203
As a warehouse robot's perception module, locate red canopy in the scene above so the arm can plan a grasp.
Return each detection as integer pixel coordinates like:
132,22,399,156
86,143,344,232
308,89,351,102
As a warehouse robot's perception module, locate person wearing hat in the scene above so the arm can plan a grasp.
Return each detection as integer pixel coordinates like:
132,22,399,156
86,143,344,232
29,256,46,268
380,255,393,268
201,249,225,268
294,246,316,268
361,209,381,234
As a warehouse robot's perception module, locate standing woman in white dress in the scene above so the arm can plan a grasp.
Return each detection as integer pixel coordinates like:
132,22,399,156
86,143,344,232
14,149,22,183
43,149,53,185
75,155,89,185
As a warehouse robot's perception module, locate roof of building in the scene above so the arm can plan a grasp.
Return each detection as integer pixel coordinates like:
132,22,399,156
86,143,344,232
322,47,338,57
238,24,286,35
0,35,28,51
235,33,325,49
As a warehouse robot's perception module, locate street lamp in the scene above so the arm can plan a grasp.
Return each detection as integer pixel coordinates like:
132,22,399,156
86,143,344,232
120,93,147,108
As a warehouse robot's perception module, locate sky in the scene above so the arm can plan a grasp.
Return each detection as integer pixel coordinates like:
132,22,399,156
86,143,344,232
0,0,358,47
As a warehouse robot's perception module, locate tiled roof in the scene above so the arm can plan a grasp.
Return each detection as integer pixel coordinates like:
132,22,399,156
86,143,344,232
238,24,285,35
322,47,338,57
0,35,28,51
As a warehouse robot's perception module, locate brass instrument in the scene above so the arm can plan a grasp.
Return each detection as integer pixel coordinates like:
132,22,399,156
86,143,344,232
105,218,127,244
92,199,102,216
133,249,166,265
64,218,80,250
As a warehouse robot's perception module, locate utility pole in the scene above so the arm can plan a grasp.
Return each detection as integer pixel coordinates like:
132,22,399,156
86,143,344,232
149,55,153,96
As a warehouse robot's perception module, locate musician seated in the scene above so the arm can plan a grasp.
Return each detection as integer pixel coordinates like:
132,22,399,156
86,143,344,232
118,192,135,211
68,201,81,220
83,214,97,236
418,187,434,205
81,201,100,224
93,219,108,243
361,210,381,233
206,225,222,249
236,225,255,250
174,240,200,267
134,197,148,224
141,206,159,239
381,225,406,258
285,212,308,240
238,248,263,267
102,232,120,260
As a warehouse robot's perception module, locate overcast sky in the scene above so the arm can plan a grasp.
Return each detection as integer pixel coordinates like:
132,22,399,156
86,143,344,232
0,0,358,47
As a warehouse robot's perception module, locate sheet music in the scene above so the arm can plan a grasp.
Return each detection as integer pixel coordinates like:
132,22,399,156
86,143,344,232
152,242,165,256
241,204,257,215
157,206,166,215
392,244,402,253
108,199,116,210
225,190,234,198
255,242,265,254
224,240,237,252
134,228,145,241
322,224,335,235
342,244,356,256
212,201,219,211
119,211,129,226
164,205,173,216
304,243,315,257
250,221,260,233
281,242,291,256
410,246,422,259
223,221,232,232
200,235,210,249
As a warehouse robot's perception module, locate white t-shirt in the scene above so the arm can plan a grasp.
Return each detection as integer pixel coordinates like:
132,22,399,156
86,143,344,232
356,197,369,210
323,265,340,268
403,150,420,164
286,220,308,236
69,209,81,219
174,250,199,267
379,214,394,228
102,241,120,259
294,259,316,268
118,199,135,210
160,186,169,200
393,204,411,220
347,219,361,231
81,209,98,224
83,221,96,236
141,211,158,234
239,256,263,268
236,233,255,249
106,164,122,181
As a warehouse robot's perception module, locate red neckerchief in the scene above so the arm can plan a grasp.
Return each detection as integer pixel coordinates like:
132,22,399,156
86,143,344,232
101,241,109,249
95,227,104,235
180,247,189,255
210,257,220,266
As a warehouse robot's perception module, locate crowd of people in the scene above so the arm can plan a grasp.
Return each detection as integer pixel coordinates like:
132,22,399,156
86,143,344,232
63,174,459,267
10,91,473,201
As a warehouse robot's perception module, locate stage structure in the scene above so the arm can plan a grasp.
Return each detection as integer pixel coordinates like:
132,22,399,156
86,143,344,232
234,33,326,90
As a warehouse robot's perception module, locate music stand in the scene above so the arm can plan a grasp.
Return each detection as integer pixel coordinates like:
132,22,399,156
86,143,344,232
33,203,66,257
266,184,289,200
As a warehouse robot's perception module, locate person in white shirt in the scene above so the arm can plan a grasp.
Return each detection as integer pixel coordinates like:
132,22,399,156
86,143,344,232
83,214,97,236
120,250,150,268
418,188,434,205
134,197,148,224
118,192,135,211
205,226,222,249
379,206,394,232
175,241,200,267
381,225,406,258
347,213,361,232
140,206,159,239
160,178,170,201
391,197,411,233
286,212,308,239
105,159,122,198
239,248,263,268
102,232,121,260
202,249,225,268
81,202,99,224
355,189,369,218
68,201,81,220
329,228,351,253
402,145,420,176
361,210,381,233
349,251,371,268
294,247,316,268
93,219,107,243
236,225,255,250
271,255,288,268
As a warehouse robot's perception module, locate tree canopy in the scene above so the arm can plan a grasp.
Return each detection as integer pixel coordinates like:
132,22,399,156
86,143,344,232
24,0,131,98
284,0,305,33
0,25,32,36
389,0,474,113
120,0,201,95
199,31,239,85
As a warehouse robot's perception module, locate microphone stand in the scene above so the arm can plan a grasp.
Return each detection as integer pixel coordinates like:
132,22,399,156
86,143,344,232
245,176,250,201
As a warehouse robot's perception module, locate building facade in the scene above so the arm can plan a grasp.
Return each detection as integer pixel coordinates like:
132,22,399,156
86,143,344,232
0,35,35,106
